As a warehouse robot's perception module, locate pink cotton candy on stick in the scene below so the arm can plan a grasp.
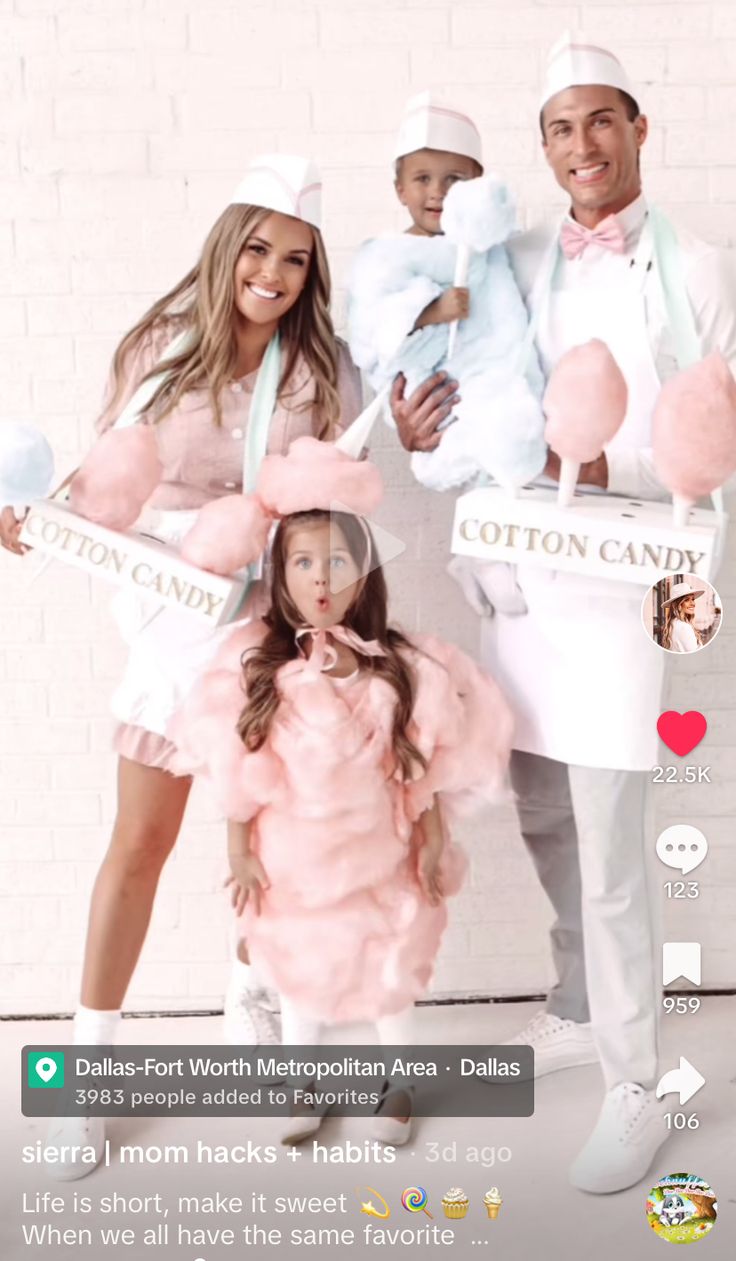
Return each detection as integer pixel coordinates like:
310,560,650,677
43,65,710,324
257,436,383,517
543,339,628,506
652,351,736,526
69,426,162,530
180,494,272,575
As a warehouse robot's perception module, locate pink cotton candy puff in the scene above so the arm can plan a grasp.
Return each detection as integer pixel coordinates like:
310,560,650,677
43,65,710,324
543,339,628,462
257,436,384,517
69,426,162,530
652,351,736,499
180,494,272,575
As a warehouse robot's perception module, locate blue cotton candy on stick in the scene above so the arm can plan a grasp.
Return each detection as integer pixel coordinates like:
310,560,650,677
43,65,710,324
441,175,518,359
0,423,55,512
441,175,518,253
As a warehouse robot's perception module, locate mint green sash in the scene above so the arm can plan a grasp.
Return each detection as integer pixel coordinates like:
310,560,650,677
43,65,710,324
229,331,281,617
648,205,702,370
242,331,280,492
647,208,724,516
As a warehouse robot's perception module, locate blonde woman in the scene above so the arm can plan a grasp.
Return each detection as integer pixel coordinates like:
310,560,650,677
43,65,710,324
0,157,362,1177
660,582,705,653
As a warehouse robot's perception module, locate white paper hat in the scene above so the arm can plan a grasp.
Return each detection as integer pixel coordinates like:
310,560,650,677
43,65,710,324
541,31,637,111
393,91,483,166
230,155,322,230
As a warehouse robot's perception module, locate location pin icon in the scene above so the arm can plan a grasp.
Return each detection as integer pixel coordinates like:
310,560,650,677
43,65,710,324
35,1057,58,1083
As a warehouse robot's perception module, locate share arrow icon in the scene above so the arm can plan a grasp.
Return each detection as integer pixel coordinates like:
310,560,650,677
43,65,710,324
655,1057,706,1106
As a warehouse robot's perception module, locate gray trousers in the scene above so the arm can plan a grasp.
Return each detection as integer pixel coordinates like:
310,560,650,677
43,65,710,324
510,750,661,1090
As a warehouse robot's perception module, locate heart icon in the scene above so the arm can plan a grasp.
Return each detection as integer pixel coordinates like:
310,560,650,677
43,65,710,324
657,711,707,757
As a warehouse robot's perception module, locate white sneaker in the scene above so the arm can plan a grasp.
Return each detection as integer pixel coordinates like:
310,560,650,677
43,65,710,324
371,1084,413,1147
43,1115,105,1182
570,1083,669,1194
223,968,281,1046
279,1095,327,1146
505,1011,598,1078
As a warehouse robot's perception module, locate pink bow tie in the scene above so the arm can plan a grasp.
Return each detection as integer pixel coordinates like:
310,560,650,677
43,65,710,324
559,215,626,260
294,625,386,675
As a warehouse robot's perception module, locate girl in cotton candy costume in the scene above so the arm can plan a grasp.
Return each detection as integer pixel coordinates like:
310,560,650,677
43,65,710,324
169,432,513,1138
348,91,547,492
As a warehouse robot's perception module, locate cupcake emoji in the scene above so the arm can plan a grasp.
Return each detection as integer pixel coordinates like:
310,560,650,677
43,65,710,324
484,1187,503,1220
442,1188,469,1220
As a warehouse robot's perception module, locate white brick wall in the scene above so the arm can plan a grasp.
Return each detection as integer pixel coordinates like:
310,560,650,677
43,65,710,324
1,0,735,1015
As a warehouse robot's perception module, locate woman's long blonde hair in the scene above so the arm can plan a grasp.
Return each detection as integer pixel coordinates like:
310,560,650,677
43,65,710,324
100,204,341,437
661,595,702,650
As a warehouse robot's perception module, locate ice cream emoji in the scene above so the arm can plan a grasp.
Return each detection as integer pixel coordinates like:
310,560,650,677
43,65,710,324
543,338,628,507
441,1187,469,1220
652,351,736,527
484,1187,503,1219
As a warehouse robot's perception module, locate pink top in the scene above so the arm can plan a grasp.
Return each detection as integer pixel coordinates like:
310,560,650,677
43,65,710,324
96,322,363,512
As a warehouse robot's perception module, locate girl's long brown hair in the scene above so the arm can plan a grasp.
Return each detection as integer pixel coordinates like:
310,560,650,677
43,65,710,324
661,595,702,650
100,204,340,437
237,510,428,781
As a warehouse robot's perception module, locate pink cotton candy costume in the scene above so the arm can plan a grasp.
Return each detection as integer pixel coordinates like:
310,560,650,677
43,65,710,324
167,431,513,1023
169,620,511,1023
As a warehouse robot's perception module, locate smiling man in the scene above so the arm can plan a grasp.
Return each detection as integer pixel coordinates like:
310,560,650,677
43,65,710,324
391,32,736,1195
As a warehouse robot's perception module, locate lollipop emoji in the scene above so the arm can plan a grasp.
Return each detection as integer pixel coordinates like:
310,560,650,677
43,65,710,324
0,422,55,514
652,351,736,527
401,1186,433,1219
543,339,628,507
441,174,517,360
69,425,163,531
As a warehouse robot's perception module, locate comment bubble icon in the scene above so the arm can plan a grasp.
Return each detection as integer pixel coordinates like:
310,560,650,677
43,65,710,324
655,824,708,875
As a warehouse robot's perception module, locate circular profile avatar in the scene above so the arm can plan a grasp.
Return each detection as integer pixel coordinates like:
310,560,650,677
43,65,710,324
646,1173,717,1244
642,574,722,655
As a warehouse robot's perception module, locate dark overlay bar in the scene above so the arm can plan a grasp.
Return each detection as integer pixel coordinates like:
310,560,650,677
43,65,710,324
23,1044,534,1118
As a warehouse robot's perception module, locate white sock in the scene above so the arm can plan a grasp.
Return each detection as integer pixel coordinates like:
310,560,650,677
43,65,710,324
231,949,281,1007
232,956,260,990
73,1005,122,1047
376,1005,416,1047
279,997,322,1047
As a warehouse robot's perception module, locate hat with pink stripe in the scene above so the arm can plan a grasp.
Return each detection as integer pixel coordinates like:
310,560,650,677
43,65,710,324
394,91,483,166
541,31,637,110
230,154,322,230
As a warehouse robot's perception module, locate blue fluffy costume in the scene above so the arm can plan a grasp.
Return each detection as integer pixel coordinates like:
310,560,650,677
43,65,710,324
348,176,548,491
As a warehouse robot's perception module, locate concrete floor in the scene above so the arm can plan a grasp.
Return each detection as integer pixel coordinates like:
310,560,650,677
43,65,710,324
1,998,733,1260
